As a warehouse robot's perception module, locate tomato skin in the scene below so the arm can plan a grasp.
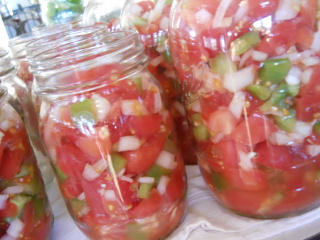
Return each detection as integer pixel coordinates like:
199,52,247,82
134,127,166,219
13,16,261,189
129,114,162,138
164,163,186,202
0,147,24,180
129,189,163,219
122,133,166,174
247,0,279,21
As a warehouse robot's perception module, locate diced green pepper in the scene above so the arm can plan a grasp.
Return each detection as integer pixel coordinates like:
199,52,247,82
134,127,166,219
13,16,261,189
287,84,300,97
163,49,173,64
259,83,289,113
15,163,33,178
274,108,296,132
70,99,95,125
193,125,210,141
246,84,272,100
313,121,320,135
147,164,171,183
190,113,203,126
208,53,237,75
137,183,153,199
211,171,229,191
70,198,86,213
32,197,46,221
132,77,143,94
258,192,283,214
230,31,260,55
258,58,292,84
111,153,128,174
53,164,68,182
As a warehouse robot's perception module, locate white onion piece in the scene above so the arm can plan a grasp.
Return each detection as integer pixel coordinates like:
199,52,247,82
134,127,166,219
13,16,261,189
160,16,169,31
239,151,256,171
157,176,170,195
91,94,111,121
156,151,176,170
82,164,100,181
306,145,320,157
0,234,15,240
121,100,148,116
149,55,164,67
93,158,108,173
301,68,313,84
77,192,86,201
117,136,141,152
0,131,4,144
228,91,245,119
148,0,166,23
302,57,320,67
274,0,300,21
234,0,248,23
7,218,24,238
0,194,8,210
119,175,134,183
311,27,320,52
190,100,202,113
285,66,301,85
252,50,268,62
223,65,255,92
195,9,213,24
102,189,118,201
138,177,155,184
212,0,232,28
153,89,163,113
130,4,143,16
2,186,24,195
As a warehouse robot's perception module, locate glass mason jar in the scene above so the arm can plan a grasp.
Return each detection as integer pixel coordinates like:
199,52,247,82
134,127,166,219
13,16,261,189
169,0,320,218
0,50,53,239
82,0,126,31
39,0,84,25
30,29,187,239
121,0,198,165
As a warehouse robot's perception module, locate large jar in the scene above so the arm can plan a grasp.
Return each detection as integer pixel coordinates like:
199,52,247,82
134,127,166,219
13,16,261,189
169,0,320,218
0,49,53,240
121,0,198,165
30,29,186,239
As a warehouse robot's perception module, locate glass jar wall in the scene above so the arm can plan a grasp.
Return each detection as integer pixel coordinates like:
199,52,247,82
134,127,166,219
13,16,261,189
0,49,53,240
169,0,320,218
29,28,187,239
121,0,198,165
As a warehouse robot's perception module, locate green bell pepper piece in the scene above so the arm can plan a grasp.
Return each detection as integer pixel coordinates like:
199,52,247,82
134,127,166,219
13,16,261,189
211,171,229,192
246,84,272,100
6,195,31,223
209,53,237,75
274,108,296,132
193,125,210,141
259,83,289,113
132,77,143,94
230,31,260,55
147,164,171,183
259,58,292,84
111,153,128,174
137,183,153,199
70,99,95,125
313,121,320,135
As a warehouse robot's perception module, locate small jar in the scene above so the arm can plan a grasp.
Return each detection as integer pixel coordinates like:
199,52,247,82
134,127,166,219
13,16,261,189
121,0,198,165
30,29,187,239
82,0,126,31
170,0,320,218
0,50,53,239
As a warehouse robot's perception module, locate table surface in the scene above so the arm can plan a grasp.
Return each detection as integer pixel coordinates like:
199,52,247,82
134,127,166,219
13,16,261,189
46,166,320,240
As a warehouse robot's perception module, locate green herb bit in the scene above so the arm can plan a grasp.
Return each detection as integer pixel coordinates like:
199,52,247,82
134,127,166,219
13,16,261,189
259,58,292,84
246,84,272,100
111,153,128,174
209,53,237,75
230,31,260,55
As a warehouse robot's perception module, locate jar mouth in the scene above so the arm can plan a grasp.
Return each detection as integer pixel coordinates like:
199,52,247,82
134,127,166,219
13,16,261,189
30,29,148,95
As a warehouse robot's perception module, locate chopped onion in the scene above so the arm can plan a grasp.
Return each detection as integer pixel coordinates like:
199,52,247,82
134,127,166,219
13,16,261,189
130,4,143,16
148,0,166,23
301,68,313,84
252,50,268,62
270,132,295,145
102,189,118,201
39,101,50,120
157,176,170,195
138,177,155,184
212,0,232,28
301,57,320,67
7,218,24,238
149,55,164,67
223,65,255,93
285,66,301,85
173,101,186,117
239,49,253,69
195,9,213,24
116,168,125,177
234,0,248,23
156,151,176,170
121,100,148,116
274,0,300,21
0,194,8,210
93,158,108,173
153,89,163,113
119,175,134,183
289,121,313,139
91,94,111,121
2,186,24,195
238,151,255,171
117,136,141,152
82,164,100,181
306,145,320,157
228,91,245,119
77,192,86,201
311,28,320,52
190,100,202,113
0,131,4,144
164,69,176,79
159,16,169,31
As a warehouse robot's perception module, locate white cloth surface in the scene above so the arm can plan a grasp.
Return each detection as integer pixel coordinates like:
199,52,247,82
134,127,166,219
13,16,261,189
48,166,320,240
